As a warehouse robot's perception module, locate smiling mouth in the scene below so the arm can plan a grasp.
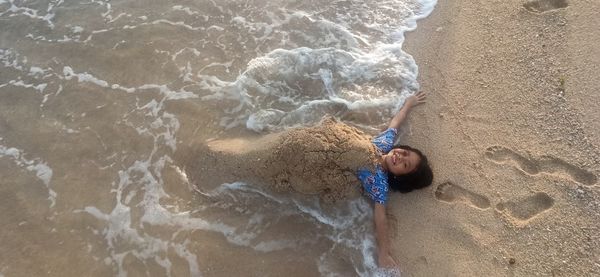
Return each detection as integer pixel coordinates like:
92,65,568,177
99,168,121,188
392,151,404,165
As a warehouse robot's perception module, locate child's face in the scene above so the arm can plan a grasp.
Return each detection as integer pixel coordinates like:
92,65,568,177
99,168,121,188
383,148,420,176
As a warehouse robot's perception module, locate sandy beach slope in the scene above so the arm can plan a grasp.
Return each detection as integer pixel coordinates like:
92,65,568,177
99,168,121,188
394,0,600,275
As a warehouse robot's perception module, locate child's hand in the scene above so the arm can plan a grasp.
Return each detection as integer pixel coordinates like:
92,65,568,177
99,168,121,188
388,91,426,129
404,91,427,109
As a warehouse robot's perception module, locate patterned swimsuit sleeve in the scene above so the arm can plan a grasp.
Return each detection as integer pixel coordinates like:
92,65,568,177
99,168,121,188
358,128,398,204
372,128,398,153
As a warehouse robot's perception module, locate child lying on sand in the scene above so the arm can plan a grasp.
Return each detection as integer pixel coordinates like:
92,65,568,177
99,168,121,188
180,91,432,271
359,91,433,269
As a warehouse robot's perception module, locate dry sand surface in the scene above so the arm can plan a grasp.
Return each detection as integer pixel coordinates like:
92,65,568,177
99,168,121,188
396,0,600,275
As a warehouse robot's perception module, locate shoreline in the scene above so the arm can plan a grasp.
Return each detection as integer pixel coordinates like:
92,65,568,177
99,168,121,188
395,0,600,275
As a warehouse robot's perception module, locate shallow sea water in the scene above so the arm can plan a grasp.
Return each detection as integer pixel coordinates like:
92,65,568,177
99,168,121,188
0,0,435,276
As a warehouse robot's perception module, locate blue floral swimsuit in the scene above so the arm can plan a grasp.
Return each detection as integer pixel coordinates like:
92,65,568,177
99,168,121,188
357,128,397,204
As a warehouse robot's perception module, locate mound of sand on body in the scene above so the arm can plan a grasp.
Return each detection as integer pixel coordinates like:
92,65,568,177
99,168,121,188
179,118,378,202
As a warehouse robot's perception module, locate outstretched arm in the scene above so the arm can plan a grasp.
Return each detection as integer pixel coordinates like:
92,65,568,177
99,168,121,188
388,91,426,130
374,203,399,269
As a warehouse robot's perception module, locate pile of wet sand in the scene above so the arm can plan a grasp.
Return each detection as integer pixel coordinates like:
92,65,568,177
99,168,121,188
179,118,378,202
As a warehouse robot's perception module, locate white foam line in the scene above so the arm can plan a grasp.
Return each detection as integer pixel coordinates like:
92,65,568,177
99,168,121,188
173,242,201,276
63,66,109,87
29,66,46,76
0,143,56,207
201,181,383,272
191,178,390,275
71,76,210,275
56,35,73,42
0,49,65,107
197,0,436,132
97,0,112,18
312,17,360,49
81,154,225,276
138,84,197,100
172,5,202,18
24,32,88,44
0,48,25,71
83,203,175,277
71,25,84,33
171,47,202,61
6,79,47,93
0,0,56,28
207,41,418,126
111,40,126,49
47,0,64,13
108,12,130,24
231,10,300,41
62,66,199,101
80,28,113,44
211,182,285,204
150,19,204,31
197,60,234,74
196,183,326,252
91,28,111,35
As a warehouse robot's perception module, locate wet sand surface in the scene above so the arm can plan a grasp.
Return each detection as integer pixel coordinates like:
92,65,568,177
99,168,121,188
0,0,433,275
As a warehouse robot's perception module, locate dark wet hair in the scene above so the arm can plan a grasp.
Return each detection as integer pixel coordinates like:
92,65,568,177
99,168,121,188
387,145,433,193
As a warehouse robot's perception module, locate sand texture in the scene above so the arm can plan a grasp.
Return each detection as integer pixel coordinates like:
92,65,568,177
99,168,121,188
176,0,600,275
387,0,600,275
179,118,377,202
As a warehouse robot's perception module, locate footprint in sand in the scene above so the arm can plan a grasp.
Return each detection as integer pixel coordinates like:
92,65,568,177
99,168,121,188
434,182,491,210
523,0,568,13
485,146,597,186
408,256,429,276
496,192,554,222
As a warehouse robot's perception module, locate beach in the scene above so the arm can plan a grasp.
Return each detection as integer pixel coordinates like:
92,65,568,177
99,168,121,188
395,0,600,275
0,0,599,276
